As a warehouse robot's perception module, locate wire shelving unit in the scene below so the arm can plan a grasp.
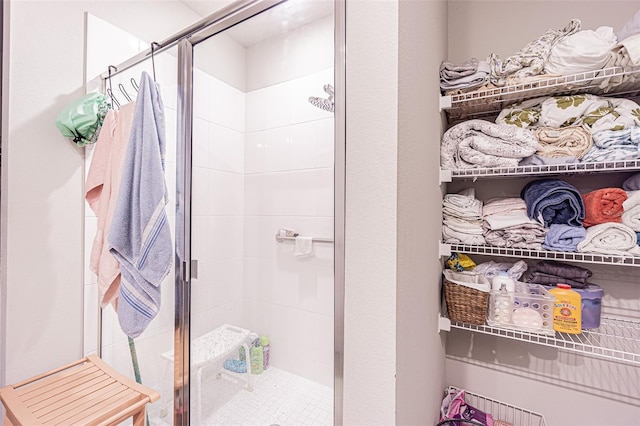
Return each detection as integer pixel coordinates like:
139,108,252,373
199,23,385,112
441,243,640,267
439,65,640,123
440,159,640,182
450,317,640,366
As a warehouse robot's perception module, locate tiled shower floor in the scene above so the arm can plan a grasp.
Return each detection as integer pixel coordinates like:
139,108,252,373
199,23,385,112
152,367,333,426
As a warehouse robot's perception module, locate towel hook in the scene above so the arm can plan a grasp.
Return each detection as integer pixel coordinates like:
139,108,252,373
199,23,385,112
118,83,132,103
107,65,120,109
130,77,139,93
151,42,160,82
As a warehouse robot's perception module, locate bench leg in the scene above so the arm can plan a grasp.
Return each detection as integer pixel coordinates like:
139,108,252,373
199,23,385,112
133,407,146,426
4,414,15,426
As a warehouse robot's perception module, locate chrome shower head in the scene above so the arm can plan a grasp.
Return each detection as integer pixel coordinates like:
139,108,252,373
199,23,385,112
308,96,334,113
309,83,335,113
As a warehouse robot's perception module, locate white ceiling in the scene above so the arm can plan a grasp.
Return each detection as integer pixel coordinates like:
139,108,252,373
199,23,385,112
180,0,333,46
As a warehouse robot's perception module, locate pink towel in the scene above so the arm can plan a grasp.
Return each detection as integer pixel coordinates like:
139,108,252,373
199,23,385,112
85,103,136,307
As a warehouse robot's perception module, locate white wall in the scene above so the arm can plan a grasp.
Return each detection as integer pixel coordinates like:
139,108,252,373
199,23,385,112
447,0,639,64
1,0,200,385
396,1,448,424
344,0,398,424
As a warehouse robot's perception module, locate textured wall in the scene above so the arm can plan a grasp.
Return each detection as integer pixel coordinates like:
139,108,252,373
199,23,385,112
344,0,399,424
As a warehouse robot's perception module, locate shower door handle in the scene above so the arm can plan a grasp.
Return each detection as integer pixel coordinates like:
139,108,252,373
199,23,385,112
182,259,199,281
190,259,198,280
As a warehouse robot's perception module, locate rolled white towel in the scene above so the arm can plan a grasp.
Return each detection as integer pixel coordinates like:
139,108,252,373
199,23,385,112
576,222,640,256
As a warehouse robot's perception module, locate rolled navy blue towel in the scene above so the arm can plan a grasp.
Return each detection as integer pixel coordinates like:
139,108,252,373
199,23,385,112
521,178,585,227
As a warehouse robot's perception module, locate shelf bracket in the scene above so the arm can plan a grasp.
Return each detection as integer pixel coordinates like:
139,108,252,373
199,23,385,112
438,314,451,332
439,95,452,111
439,169,452,183
439,241,451,258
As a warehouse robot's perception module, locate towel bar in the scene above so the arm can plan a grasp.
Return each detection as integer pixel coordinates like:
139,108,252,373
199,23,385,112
275,234,334,243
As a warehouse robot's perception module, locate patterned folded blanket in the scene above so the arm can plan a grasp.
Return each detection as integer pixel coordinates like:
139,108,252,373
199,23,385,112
581,127,640,163
496,94,640,135
542,224,587,252
576,222,640,256
441,119,538,169
534,126,592,159
582,188,627,227
521,179,585,227
488,19,581,87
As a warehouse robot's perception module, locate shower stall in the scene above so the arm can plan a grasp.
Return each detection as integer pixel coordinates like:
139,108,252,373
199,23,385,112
83,1,344,424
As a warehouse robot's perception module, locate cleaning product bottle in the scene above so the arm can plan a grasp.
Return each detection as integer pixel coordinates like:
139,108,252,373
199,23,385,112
491,271,515,325
250,338,264,375
549,283,582,334
260,336,270,370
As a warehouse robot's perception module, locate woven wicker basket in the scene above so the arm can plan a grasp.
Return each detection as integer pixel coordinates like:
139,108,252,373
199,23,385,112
443,274,489,325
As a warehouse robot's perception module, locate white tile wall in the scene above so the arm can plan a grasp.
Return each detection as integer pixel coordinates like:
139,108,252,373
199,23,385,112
242,68,334,386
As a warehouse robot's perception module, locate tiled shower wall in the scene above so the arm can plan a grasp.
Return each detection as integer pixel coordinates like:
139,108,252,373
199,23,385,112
190,67,246,338
243,68,335,387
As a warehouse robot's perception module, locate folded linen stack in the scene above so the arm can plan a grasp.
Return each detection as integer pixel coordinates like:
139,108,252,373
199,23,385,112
440,119,538,169
525,260,592,289
482,198,546,250
622,191,640,231
442,189,485,245
577,222,640,256
582,188,627,227
521,178,585,227
439,58,491,93
581,127,640,163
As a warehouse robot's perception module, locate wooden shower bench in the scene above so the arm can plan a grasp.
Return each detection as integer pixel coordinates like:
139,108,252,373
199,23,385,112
0,354,159,425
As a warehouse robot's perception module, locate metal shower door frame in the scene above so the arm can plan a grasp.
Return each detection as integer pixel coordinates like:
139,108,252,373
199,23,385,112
174,1,346,424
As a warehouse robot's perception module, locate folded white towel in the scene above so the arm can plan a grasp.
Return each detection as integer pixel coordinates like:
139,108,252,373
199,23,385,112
294,236,313,257
576,222,640,256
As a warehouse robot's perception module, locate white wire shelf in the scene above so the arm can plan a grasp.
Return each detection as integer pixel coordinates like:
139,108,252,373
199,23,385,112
450,317,640,366
440,65,640,123
444,243,640,267
444,386,547,426
439,159,640,182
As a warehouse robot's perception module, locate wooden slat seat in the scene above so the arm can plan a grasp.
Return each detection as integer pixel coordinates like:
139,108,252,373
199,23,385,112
0,354,159,426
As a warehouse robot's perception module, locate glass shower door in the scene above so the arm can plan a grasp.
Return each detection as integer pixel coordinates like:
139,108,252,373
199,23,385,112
188,1,335,424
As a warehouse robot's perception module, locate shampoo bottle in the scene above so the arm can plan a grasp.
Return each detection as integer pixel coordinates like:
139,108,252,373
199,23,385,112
260,336,270,370
250,339,264,375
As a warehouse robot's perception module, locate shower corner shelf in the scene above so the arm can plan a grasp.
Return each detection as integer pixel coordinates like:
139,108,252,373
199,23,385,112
449,317,640,366
442,243,640,268
440,159,640,182
444,386,548,426
439,65,640,122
